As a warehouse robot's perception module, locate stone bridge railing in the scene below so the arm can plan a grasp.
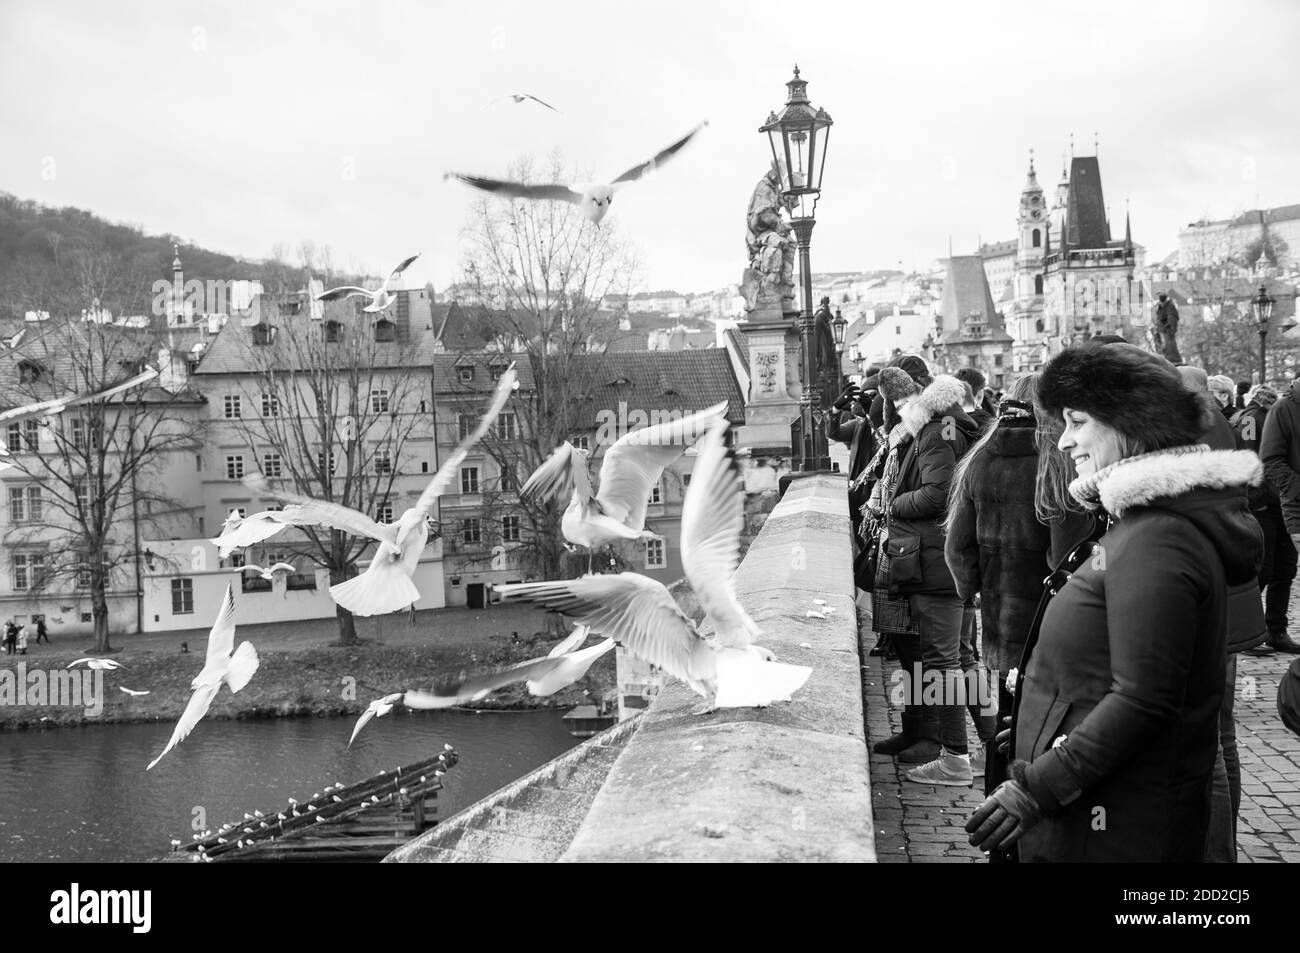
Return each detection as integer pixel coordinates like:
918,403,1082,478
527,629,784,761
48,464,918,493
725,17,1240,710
559,472,874,862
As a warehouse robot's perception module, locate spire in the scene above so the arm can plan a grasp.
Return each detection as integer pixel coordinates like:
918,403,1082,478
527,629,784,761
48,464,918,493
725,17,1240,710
1044,220,1052,257
172,243,182,272
1124,200,1133,253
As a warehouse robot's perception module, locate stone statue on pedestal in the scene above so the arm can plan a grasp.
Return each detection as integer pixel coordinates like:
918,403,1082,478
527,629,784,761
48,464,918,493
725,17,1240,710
741,162,797,318
1153,293,1183,364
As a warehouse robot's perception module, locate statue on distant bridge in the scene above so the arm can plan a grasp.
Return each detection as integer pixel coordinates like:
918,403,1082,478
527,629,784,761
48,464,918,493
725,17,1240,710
1153,292,1183,364
741,162,797,317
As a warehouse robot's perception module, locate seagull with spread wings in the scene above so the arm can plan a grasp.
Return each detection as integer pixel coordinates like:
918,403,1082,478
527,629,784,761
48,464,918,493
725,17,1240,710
347,626,610,744
489,93,560,112
147,584,259,770
445,121,708,225
316,253,420,313
244,365,518,617
0,367,160,428
234,562,298,581
68,658,124,671
497,422,812,710
521,401,727,573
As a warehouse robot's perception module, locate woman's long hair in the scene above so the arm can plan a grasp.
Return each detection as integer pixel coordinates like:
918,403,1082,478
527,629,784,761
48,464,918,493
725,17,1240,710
944,374,1039,533
1034,385,1086,525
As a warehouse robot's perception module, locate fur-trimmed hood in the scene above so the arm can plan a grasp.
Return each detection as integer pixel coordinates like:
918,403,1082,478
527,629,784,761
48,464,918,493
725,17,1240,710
899,375,973,438
1091,446,1263,584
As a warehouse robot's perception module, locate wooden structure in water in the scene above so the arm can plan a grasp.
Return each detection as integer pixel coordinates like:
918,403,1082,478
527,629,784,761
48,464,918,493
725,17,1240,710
163,748,458,863
563,704,618,738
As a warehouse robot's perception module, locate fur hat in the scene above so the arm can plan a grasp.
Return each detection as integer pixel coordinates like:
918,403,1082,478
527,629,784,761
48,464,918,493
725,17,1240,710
1177,365,1209,393
878,366,921,403
1248,384,1279,409
954,367,986,394
1037,344,1205,450
1207,375,1236,403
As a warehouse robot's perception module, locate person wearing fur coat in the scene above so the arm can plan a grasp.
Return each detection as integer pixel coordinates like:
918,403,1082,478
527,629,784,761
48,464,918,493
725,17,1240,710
967,344,1265,862
869,362,983,785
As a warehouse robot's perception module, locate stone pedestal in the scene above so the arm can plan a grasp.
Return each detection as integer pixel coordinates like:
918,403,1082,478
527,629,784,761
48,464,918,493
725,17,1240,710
734,315,803,454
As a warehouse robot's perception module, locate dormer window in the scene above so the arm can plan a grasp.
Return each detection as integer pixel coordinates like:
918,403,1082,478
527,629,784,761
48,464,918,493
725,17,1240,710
18,361,42,384
458,366,474,383
490,364,506,382
324,320,342,343
374,319,396,343
251,323,275,346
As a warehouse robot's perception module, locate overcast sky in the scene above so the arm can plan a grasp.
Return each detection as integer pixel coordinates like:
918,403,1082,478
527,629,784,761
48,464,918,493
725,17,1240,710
3,0,1298,295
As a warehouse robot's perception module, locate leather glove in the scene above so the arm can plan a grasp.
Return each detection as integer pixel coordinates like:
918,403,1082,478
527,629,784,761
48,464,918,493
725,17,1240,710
995,726,1011,759
965,780,1042,852
833,384,862,410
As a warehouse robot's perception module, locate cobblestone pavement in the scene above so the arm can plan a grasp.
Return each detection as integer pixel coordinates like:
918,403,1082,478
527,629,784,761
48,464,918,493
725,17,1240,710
861,625,1300,864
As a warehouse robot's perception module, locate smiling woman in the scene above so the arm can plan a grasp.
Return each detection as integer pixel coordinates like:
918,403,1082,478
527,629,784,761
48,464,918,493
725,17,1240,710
966,342,1265,862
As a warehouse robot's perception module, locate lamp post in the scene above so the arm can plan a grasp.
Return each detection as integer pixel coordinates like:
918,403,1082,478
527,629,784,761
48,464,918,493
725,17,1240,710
1253,283,1275,384
761,65,833,472
833,306,848,385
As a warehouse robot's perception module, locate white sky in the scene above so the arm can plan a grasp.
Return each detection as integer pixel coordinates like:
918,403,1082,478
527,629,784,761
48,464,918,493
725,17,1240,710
3,0,1298,294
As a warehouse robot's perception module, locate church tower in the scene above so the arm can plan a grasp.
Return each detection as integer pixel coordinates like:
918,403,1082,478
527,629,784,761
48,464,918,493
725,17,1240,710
1016,152,1047,304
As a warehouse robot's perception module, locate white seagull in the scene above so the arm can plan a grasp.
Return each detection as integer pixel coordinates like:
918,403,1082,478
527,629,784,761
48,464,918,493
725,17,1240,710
244,365,518,616
489,93,559,112
445,121,708,225
234,562,298,581
68,658,124,671
316,253,420,313
496,422,812,709
211,508,311,557
521,401,728,572
0,367,160,428
147,584,259,771
119,687,151,696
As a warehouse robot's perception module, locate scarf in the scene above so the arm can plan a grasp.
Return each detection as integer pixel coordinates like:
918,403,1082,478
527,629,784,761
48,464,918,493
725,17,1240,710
1068,444,1209,510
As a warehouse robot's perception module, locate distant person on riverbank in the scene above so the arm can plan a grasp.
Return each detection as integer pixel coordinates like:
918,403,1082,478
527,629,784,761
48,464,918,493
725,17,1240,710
15,625,26,655
3,620,15,655
34,616,49,645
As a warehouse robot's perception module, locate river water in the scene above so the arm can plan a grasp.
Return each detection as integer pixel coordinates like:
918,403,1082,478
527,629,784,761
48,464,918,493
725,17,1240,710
0,710,580,863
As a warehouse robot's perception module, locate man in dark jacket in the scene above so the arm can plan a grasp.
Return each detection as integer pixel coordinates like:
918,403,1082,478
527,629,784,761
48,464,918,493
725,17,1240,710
1235,385,1299,655
828,372,879,546
1257,374,1300,654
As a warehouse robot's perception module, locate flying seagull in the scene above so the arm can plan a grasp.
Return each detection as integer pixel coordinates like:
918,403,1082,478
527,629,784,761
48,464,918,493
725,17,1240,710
244,365,518,616
235,562,298,581
490,93,559,112
316,253,420,313
521,401,727,572
147,584,259,770
497,422,812,709
444,121,708,225
119,687,151,697
68,658,124,671
0,367,160,427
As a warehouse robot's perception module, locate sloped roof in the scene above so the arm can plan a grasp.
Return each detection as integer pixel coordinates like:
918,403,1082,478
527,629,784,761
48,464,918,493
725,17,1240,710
940,255,1004,333
194,288,441,375
569,350,745,426
1064,156,1111,250
724,327,750,367
431,351,537,395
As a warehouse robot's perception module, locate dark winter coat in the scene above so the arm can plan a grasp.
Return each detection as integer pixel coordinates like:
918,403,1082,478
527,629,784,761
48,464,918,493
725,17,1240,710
1233,400,1278,509
1260,382,1300,534
944,417,1050,672
885,376,980,596
1014,448,1264,862
827,405,876,481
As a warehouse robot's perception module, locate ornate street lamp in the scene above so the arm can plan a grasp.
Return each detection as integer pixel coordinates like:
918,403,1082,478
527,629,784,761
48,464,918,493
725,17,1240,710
761,65,833,472
1253,283,1275,384
833,307,848,383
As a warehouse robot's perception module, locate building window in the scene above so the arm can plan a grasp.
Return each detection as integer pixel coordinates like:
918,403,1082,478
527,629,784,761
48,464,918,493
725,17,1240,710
1035,318,1045,333
458,366,474,383
13,553,47,591
462,518,482,544
376,502,393,523
491,365,506,381
74,481,89,513
72,418,85,450
495,411,518,440
262,453,282,477
1032,229,1041,248
261,392,280,417
457,414,474,440
499,466,519,493
251,323,275,345
683,473,692,487
324,321,341,343
18,361,42,384
74,552,91,589
374,319,396,343
645,538,665,569
5,423,18,451
648,482,661,505
1034,275,1044,295
371,389,390,413
571,435,590,451
223,394,242,419
461,467,479,494
374,450,392,475
171,578,194,614
225,455,245,480
994,354,1003,367
317,449,337,475
23,419,39,451
8,486,41,522
501,515,520,542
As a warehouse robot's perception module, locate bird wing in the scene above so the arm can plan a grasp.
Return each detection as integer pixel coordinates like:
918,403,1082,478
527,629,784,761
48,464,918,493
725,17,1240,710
224,641,259,694
548,623,591,658
381,254,420,294
203,584,238,668
414,655,566,707
412,364,518,518
0,395,74,425
611,121,709,185
67,658,94,668
681,421,759,649
316,286,372,302
146,682,222,771
494,574,701,690
524,94,560,112
348,706,380,747
445,173,581,204
65,367,160,406
212,512,291,556
520,441,588,505
268,563,297,574
239,564,266,575
243,474,393,543
595,401,728,527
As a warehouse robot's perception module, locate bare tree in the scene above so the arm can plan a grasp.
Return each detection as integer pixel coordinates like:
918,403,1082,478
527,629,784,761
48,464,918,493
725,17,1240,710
220,297,434,645
449,153,641,580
